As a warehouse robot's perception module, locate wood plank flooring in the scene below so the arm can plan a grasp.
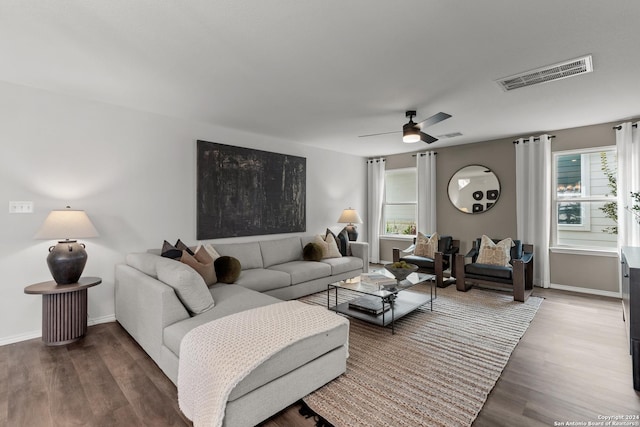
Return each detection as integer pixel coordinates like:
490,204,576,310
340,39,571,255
1,288,638,426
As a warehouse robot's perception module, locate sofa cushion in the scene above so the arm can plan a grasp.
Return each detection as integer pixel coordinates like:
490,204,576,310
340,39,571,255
214,256,241,284
234,268,291,292
212,242,264,269
321,256,363,275
126,252,161,278
259,237,302,268
156,257,215,315
268,261,332,285
162,284,348,402
163,284,281,357
465,263,513,280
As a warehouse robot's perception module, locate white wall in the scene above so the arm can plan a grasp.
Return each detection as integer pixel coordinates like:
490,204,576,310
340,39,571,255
0,81,366,345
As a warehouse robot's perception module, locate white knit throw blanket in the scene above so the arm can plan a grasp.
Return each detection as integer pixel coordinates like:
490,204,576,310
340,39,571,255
178,300,349,427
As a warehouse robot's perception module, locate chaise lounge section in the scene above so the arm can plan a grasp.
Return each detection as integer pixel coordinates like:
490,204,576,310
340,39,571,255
115,235,368,426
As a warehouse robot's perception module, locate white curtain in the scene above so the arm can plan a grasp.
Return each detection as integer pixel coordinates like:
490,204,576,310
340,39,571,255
367,158,385,263
515,135,551,288
616,122,640,248
416,152,437,234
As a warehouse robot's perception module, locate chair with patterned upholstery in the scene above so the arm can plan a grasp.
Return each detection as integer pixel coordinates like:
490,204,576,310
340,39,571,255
455,236,534,302
392,234,459,288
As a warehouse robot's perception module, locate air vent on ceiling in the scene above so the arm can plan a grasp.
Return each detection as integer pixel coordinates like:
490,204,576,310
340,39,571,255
496,55,593,91
436,132,463,139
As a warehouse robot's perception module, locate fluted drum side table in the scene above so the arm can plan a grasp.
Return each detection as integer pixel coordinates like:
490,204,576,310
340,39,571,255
24,276,101,346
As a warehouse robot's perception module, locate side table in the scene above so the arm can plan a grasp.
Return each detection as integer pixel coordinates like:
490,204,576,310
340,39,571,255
24,277,102,346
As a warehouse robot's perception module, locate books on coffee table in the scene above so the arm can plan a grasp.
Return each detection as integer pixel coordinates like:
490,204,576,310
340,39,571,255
360,273,397,287
348,295,391,315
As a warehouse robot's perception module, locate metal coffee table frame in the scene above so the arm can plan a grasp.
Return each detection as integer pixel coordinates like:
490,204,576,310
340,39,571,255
327,271,435,334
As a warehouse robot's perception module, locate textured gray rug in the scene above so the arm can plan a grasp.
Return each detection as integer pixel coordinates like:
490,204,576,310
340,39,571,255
300,284,543,427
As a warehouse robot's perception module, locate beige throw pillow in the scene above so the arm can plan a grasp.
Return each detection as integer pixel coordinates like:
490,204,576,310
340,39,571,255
414,232,439,259
202,243,221,261
476,235,514,267
313,233,342,259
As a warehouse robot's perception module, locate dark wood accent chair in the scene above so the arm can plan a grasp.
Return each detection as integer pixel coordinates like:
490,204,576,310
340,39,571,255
393,235,460,288
455,237,534,302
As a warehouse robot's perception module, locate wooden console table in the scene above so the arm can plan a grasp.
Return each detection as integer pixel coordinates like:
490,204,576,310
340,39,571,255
24,277,101,346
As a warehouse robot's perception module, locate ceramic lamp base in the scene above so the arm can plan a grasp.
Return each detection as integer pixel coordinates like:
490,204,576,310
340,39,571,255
345,225,358,241
47,240,87,284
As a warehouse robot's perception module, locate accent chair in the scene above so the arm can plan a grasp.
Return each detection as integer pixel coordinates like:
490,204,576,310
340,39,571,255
455,237,534,302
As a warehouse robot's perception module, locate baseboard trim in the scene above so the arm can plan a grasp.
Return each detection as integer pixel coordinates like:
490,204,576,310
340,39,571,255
549,283,621,299
0,313,116,347
88,314,116,326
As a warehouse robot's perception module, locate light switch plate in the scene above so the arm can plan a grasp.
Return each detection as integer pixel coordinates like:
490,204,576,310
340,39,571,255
9,201,34,213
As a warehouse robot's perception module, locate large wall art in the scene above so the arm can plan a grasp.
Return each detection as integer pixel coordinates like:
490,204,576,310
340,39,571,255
196,140,306,239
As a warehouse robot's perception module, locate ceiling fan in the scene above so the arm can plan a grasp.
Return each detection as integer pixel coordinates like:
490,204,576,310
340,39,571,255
359,110,452,144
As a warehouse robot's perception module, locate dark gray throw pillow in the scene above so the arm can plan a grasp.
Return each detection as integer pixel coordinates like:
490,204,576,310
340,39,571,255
161,240,182,259
175,239,195,256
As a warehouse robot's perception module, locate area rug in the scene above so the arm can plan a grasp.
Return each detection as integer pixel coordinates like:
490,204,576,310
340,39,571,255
299,284,543,427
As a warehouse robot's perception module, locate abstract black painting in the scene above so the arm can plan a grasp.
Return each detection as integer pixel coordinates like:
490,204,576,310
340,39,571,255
196,140,306,239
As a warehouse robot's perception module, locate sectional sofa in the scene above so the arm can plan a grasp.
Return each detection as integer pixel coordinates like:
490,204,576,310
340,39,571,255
114,235,368,426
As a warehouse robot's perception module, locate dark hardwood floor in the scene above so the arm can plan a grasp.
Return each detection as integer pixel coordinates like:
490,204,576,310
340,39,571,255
1,287,638,426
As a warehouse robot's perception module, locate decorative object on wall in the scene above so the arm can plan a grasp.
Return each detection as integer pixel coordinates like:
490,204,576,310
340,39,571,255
197,140,306,239
337,208,363,241
447,165,501,214
34,206,99,284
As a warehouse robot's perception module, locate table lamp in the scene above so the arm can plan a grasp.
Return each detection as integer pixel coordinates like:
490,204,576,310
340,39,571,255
337,208,363,241
34,206,99,284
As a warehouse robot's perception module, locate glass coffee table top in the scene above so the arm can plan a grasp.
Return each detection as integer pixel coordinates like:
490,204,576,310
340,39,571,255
327,269,435,334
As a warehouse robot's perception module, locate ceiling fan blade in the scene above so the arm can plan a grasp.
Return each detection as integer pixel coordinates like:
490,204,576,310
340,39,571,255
417,112,452,127
358,130,401,138
420,132,438,144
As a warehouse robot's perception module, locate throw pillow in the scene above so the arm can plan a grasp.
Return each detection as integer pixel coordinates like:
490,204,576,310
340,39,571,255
161,240,182,259
476,235,514,267
214,256,242,284
326,228,350,256
180,246,217,286
155,258,215,315
202,243,221,261
175,239,195,256
303,242,324,261
313,233,342,259
414,232,439,259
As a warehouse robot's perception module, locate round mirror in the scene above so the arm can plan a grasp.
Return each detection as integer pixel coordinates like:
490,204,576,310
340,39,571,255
447,165,500,214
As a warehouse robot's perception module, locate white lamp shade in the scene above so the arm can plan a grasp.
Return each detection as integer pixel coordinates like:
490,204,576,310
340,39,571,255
35,209,99,240
337,208,363,224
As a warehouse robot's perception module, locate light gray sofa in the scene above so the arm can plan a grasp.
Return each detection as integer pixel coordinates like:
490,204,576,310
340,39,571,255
114,235,368,427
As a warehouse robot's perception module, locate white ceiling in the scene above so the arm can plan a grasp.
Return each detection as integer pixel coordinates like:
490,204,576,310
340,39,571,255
1,1,639,157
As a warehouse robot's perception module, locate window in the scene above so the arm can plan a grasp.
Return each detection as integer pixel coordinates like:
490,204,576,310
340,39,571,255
383,168,416,236
553,147,617,249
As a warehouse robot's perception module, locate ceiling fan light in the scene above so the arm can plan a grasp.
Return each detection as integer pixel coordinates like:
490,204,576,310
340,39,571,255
403,127,420,143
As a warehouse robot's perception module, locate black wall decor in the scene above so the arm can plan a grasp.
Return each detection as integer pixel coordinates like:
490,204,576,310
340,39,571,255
196,140,306,239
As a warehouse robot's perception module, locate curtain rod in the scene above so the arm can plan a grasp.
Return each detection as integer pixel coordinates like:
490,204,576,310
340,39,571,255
411,152,437,157
512,135,556,144
613,123,638,130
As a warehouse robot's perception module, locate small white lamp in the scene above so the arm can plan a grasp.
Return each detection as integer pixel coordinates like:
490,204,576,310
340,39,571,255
35,206,99,284
337,208,363,241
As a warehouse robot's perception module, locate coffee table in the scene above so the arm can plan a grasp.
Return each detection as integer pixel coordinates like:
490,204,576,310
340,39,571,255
327,270,434,334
